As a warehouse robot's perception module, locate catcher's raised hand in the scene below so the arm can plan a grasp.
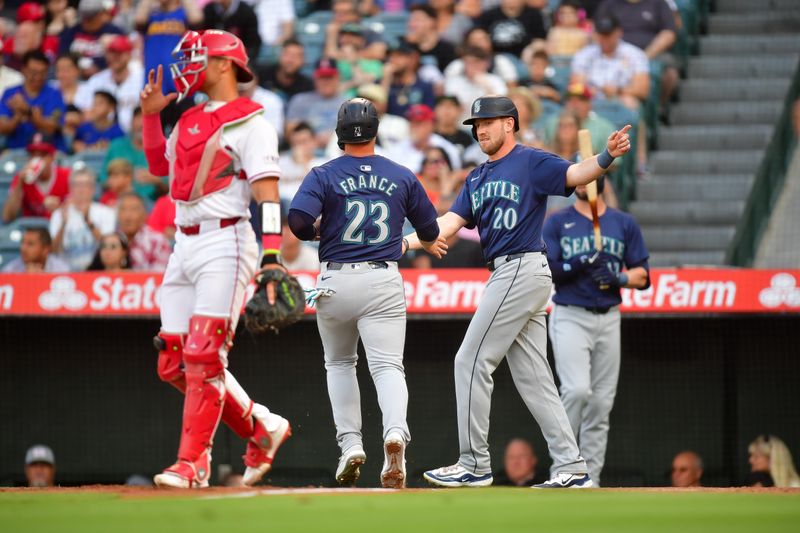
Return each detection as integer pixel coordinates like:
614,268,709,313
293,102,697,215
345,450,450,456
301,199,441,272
606,124,632,158
140,65,177,116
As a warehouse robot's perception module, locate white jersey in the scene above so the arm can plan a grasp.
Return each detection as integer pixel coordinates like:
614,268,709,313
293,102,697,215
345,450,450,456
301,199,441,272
165,100,281,227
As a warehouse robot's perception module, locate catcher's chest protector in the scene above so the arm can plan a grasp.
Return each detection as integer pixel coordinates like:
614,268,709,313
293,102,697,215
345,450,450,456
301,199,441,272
171,97,263,202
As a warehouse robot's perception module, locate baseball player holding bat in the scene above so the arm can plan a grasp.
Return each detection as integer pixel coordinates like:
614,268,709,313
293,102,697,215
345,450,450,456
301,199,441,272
141,30,291,488
288,98,445,488
543,175,650,487
404,95,631,488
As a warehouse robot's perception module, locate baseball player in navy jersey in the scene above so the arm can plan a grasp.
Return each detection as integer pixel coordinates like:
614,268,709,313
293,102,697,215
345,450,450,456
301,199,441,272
288,98,444,488
543,177,650,486
404,96,631,488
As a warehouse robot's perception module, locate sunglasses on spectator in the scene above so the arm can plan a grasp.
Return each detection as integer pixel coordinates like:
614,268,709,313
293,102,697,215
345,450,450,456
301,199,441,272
423,158,446,165
101,242,122,250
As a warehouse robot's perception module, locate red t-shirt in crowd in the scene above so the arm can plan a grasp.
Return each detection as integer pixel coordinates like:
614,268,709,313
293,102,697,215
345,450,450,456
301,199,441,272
9,166,70,218
147,194,176,234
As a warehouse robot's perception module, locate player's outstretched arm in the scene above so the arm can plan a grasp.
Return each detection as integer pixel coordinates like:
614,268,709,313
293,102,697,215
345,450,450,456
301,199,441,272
403,212,467,257
565,125,632,188
624,266,649,289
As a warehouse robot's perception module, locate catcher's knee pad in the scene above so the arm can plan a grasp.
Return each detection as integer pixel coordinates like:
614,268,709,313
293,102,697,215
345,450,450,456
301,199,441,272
154,332,186,389
177,316,228,461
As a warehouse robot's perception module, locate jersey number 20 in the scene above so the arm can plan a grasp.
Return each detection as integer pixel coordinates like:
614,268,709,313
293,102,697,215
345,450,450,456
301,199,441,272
342,199,390,245
492,207,518,230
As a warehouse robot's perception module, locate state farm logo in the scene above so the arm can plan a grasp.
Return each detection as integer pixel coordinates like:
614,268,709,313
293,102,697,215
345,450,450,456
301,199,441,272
759,273,800,308
38,277,88,311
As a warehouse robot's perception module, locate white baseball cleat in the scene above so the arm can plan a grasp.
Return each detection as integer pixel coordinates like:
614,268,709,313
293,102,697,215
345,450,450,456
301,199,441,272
532,473,594,489
242,411,292,487
381,432,406,489
423,463,493,487
154,450,212,489
336,445,366,486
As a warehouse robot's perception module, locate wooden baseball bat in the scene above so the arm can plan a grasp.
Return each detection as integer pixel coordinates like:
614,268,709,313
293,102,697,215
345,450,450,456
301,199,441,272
578,129,603,252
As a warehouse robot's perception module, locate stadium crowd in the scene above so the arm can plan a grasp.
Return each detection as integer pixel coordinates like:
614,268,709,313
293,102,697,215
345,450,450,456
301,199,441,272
0,0,687,272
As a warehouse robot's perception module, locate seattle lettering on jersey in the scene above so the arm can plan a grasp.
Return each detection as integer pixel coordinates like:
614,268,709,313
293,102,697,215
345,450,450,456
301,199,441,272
560,235,626,261
470,180,521,212
338,173,399,197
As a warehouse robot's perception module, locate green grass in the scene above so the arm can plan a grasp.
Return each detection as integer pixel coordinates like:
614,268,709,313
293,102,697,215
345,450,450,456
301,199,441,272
1,488,799,533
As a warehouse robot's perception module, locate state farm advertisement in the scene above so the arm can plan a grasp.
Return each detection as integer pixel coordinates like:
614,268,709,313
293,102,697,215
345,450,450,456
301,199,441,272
0,269,799,316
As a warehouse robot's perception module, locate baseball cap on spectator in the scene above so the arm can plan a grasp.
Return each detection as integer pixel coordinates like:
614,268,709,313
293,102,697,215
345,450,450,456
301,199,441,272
25,445,55,466
107,35,133,54
17,2,45,23
357,84,387,105
389,38,419,55
406,104,435,123
78,0,113,17
594,16,620,35
436,95,461,107
27,133,56,155
340,23,364,36
314,58,338,78
565,82,593,100
409,4,437,19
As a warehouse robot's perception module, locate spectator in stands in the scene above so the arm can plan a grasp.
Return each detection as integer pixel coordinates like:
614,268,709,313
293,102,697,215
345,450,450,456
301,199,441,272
58,0,123,76
2,137,69,223
244,0,296,47
508,86,542,148
383,39,436,118
279,122,327,201
4,3,60,71
444,47,507,123
99,158,135,207
326,0,386,61
257,39,314,103
0,41,23,98
544,83,615,156
87,231,131,271
443,27,518,87
281,223,320,271
45,0,78,38
74,35,144,133
549,109,581,162
335,24,384,98
671,450,703,488
406,5,457,75
73,91,125,153
101,107,166,201
385,103,460,174
493,438,546,486
417,145,452,207
355,83,408,153
570,15,650,111
526,49,561,103
117,192,172,272
2,227,70,273
477,0,547,58
147,195,177,242
431,0,473,46
135,0,203,96
595,0,678,117
286,58,346,148
0,51,66,152
50,168,116,272
239,74,285,139
51,54,84,147
24,445,56,488
747,435,800,488
434,95,474,155
546,0,590,57
202,0,262,63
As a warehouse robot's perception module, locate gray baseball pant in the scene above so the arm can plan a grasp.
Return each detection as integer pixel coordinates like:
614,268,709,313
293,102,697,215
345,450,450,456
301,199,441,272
455,252,587,476
315,261,410,453
549,303,621,486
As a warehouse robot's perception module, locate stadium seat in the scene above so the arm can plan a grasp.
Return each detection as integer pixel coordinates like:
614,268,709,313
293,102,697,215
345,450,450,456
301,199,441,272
63,151,106,177
363,12,409,46
0,216,49,250
0,249,19,268
0,149,29,185
500,53,529,83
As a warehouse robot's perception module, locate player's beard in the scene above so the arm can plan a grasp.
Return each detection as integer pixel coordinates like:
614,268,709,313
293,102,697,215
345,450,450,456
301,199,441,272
575,189,588,201
479,135,504,156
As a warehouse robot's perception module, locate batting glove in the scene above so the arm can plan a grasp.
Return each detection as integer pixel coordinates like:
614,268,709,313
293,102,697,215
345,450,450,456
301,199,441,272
304,287,336,308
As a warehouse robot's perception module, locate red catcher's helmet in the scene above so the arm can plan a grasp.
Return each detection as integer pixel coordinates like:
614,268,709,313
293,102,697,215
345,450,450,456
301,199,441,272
170,30,254,103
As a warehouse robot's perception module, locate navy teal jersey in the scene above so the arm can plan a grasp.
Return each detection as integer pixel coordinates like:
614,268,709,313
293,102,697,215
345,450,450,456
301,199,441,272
142,8,190,94
290,154,438,262
0,85,66,151
543,206,650,308
450,144,573,261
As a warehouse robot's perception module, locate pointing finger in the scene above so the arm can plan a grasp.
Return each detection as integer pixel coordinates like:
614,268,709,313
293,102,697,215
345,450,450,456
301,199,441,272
156,65,163,89
148,68,155,87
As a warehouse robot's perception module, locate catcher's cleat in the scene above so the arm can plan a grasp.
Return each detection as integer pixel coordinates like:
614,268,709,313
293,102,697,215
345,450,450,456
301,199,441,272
242,411,292,487
335,445,366,486
381,432,406,489
154,450,212,489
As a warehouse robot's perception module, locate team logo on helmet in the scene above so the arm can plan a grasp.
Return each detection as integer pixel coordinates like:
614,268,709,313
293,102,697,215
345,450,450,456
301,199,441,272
355,126,362,137
474,100,481,114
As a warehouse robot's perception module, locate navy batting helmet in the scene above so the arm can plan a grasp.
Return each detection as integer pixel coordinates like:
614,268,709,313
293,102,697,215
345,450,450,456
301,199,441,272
463,96,519,140
336,98,380,149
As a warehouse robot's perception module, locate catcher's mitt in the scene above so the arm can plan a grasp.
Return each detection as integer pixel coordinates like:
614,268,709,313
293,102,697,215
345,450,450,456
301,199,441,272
244,268,306,334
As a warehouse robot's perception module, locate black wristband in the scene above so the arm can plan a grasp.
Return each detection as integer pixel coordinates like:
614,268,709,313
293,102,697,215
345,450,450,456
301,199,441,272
260,253,281,267
598,148,614,170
